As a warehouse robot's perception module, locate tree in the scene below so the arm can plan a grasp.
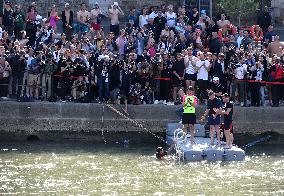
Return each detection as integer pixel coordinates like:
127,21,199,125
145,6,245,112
217,0,259,26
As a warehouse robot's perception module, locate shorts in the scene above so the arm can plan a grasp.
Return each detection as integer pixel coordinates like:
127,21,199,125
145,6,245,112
208,115,221,126
182,113,196,125
173,78,184,87
91,23,101,30
185,73,197,81
28,74,39,87
224,121,233,133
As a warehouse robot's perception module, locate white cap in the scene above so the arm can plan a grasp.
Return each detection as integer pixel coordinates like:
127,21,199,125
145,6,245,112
65,3,70,7
213,77,219,81
113,2,118,6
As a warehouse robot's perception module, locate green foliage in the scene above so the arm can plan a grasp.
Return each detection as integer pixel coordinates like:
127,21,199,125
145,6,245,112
217,0,259,25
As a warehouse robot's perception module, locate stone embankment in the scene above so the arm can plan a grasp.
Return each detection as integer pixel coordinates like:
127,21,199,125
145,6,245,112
0,102,283,144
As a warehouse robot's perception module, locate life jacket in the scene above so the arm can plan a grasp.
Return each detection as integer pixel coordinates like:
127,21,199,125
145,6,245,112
271,64,283,80
183,95,196,114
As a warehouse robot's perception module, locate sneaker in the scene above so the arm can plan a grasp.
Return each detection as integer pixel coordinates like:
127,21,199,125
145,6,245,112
240,102,244,107
163,100,167,105
154,100,159,104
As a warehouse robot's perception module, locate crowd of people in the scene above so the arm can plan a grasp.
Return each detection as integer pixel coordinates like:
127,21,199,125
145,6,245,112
0,1,283,107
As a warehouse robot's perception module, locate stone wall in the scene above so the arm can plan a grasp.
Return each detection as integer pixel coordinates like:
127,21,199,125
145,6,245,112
0,102,283,144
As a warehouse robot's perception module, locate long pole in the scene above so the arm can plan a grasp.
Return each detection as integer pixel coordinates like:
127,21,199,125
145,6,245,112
198,0,201,16
210,0,212,18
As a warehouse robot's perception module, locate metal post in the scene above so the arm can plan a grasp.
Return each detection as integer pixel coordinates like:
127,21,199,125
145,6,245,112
210,0,212,18
260,0,263,12
198,0,201,16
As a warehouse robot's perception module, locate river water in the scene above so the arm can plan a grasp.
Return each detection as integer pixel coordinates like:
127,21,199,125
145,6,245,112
0,142,283,195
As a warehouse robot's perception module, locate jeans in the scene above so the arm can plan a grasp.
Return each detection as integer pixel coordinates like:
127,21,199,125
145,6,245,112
98,76,109,101
9,73,24,98
154,79,160,100
232,79,246,103
121,73,131,97
259,85,265,106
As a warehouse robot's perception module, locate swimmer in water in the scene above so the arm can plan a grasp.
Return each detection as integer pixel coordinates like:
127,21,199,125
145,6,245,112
156,139,177,160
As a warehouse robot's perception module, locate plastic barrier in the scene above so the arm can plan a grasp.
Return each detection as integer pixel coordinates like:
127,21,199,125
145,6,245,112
203,148,224,161
184,149,204,161
224,148,245,161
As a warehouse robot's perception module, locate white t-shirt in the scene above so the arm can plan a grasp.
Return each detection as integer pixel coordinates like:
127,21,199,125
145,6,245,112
196,60,210,80
184,55,197,74
148,12,158,20
235,63,247,79
166,12,176,27
237,36,244,48
139,15,149,28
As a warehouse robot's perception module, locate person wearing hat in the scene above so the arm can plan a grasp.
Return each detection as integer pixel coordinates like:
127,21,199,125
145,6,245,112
61,3,74,41
221,93,234,148
211,76,224,99
201,90,222,146
108,1,124,36
1,1,14,36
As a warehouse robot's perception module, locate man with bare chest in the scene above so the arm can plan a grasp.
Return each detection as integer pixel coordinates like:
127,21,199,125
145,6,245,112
108,2,124,36
77,3,90,35
90,3,102,31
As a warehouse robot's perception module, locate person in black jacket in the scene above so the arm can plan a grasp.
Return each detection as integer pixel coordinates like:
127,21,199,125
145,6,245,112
61,3,74,41
153,10,166,43
209,32,221,54
9,47,26,99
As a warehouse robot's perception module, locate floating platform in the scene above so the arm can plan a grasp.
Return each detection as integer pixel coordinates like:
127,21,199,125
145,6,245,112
166,123,245,162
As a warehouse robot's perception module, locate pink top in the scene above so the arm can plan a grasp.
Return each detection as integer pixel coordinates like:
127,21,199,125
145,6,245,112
50,16,57,28
148,47,156,58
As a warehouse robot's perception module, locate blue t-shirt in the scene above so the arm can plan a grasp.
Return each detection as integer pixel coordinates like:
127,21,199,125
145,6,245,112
207,97,222,116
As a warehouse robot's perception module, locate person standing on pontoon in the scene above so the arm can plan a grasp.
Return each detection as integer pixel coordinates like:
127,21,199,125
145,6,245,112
182,86,198,145
221,93,234,148
201,90,222,146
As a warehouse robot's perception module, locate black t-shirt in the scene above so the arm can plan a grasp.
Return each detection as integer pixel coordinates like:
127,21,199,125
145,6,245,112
161,60,172,79
172,59,185,79
153,16,166,32
223,101,233,122
207,97,222,115
212,83,224,97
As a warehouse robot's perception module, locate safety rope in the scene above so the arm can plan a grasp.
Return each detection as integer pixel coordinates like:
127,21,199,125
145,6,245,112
101,104,107,144
104,103,168,144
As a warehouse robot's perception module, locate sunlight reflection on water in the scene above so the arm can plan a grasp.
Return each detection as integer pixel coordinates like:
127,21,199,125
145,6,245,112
0,143,283,195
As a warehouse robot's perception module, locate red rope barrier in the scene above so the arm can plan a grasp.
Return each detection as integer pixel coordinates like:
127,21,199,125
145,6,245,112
154,77,172,81
235,79,284,85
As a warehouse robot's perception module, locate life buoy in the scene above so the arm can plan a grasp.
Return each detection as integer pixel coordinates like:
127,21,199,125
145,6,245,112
218,24,237,42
